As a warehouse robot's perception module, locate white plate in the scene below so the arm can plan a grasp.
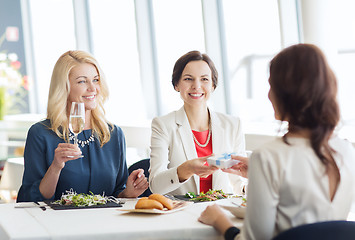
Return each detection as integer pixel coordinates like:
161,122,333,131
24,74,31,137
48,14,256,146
217,197,246,219
221,205,246,219
119,200,193,214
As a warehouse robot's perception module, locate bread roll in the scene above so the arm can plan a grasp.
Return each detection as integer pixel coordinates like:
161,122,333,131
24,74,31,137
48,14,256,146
135,199,164,210
148,194,174,210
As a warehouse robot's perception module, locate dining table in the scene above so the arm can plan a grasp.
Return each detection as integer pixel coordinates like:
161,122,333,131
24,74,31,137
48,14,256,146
0,197,244,240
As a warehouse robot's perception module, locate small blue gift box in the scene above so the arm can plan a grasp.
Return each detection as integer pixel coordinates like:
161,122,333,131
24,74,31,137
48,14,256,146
207,153,240,169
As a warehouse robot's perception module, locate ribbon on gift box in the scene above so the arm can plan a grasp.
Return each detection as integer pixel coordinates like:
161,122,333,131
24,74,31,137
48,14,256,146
215,152,236,166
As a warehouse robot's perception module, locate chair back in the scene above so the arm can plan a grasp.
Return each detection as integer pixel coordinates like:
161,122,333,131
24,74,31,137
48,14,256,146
128,158,152,197
120,126,151,160
272,221,355,240
0,158,24,192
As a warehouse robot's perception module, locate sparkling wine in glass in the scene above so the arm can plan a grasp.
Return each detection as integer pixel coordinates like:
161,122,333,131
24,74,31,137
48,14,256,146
69,102,85,157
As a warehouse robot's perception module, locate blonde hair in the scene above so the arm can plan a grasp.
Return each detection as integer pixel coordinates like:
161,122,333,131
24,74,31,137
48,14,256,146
47,50,112,147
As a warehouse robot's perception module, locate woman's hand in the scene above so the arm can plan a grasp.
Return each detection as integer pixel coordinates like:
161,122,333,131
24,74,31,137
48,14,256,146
177,155,218,182
52,143,83,170
199,204,234,235
119,169,149,198
39,143,82,199
222,155,249,178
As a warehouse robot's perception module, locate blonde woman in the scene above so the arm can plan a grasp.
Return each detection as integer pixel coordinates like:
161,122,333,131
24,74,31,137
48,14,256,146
18,50,148,202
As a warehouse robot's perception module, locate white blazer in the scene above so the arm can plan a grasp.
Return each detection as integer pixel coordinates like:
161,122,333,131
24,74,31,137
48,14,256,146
149,107,247,196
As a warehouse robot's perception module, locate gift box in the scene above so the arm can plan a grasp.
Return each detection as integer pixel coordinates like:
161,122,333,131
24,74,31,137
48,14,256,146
207,153,240,169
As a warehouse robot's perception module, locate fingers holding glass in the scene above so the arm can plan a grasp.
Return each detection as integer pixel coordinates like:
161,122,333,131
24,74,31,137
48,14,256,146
69,102,85,157
53,144,83,169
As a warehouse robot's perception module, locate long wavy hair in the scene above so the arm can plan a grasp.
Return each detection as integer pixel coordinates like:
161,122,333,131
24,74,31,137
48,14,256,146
269,44,339,165
47,50,112,147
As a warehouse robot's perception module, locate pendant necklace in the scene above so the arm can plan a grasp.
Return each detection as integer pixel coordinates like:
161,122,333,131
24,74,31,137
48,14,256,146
69,132,95,148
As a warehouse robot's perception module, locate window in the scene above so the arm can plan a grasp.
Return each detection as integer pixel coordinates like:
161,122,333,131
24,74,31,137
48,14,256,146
29,0,76,113
88,0,146,126
334,0,355,141
222,0,283,134
153,0,206,114
11,0,355,143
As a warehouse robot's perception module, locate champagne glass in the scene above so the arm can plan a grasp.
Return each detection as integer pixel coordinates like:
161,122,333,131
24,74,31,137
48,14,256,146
69,102,85,157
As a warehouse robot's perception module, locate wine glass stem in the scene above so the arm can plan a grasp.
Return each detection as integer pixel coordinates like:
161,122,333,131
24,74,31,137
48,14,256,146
74,134,78,145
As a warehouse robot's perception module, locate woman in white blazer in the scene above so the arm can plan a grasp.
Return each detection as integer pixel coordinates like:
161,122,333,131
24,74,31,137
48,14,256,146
149,51,246,196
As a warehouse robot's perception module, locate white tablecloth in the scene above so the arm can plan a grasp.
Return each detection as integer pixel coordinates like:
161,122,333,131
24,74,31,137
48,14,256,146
0,199,243,240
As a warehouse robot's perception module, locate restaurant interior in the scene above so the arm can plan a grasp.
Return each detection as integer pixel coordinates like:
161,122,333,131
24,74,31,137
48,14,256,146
0,0,355,239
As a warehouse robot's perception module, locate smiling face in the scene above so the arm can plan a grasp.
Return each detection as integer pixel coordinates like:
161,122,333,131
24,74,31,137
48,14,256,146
175,60,214,108
67,63,100,112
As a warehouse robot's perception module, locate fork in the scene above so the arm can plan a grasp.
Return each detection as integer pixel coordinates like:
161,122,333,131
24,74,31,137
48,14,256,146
34,202,47,211
164,194,182,201
231,201,243,208
108,196,125,205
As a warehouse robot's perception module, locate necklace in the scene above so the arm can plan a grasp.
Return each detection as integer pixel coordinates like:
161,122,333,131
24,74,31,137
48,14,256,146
192,123,212,148
69,132,95,148
193,129,211,148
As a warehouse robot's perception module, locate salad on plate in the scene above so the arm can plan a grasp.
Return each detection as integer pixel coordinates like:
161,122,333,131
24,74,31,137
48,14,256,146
54,189,113,207
184,189,230,202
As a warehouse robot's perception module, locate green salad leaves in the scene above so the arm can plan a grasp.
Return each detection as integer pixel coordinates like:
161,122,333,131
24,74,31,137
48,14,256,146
185,189,228,202
54,189,108,207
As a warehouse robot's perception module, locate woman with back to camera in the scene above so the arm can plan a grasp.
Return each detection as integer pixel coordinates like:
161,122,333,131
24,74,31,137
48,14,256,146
17,50,148,202
149,50,247,196
198,44,355,239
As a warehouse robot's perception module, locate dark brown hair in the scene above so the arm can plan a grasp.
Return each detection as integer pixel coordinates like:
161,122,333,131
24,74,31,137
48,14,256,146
172,50,218,89
269,44,339,165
